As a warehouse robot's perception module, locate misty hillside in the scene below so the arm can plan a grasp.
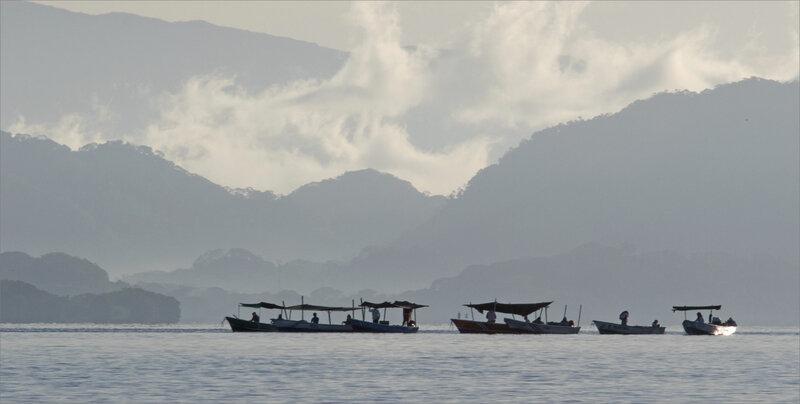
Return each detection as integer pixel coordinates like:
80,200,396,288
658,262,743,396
0,1,346,135
0,133,446,274
0,251,126,296
357,78,798,286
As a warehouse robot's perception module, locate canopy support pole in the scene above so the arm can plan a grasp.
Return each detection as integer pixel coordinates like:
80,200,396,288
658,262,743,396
577,304,582,327
301,296,304,321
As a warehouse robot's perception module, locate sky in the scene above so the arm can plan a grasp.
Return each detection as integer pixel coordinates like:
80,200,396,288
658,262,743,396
18,1,800,195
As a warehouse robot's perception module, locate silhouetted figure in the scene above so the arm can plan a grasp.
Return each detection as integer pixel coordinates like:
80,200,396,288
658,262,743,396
711,316,722,325
619,310,629,325
695,312,704,324
250,312,260,323
652,319,660,327
560,316,569,326
344,314,352,325
486,309,497,324
402,308,412,326
369,307,381,324
277,314,283,320
311,312,319,324
724,317,737,326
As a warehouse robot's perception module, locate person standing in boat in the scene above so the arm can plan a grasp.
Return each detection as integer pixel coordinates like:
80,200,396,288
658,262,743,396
311,312,320,324
486,309,497,323
619,310,629,325
695,312,705,323
402,308,413,326
369,307,381,323
251,312,260,323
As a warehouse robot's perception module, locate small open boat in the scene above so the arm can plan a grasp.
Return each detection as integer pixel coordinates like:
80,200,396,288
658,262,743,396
673,305,737,336
348,300,427,333
592,320,665,335
224,302,283,332
451,301,553,334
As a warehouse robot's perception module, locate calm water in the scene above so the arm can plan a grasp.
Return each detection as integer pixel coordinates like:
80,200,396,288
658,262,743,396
1,324,798,403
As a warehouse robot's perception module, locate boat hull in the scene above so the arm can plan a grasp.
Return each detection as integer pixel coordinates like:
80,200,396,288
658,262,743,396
272,318,353,333
505,318,581,334
225,316,278,332
451,318,522,334
592,320,665,335
348,318,418,333
682,320,736,336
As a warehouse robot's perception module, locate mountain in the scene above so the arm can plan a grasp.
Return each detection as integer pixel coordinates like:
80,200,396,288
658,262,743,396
0,132,446,274
1,280,180,323
0,1,346,136
401,244,799,326
363,78,799,286
0,251,126,296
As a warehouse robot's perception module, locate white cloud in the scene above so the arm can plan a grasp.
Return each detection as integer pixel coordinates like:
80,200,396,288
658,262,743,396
137,3,492,195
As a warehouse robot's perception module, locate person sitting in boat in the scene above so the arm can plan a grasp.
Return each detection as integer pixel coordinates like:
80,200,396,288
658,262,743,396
369,307,381,324
343,314,352,325
619,310,629,325
250,312,260,323
724,317,737,326
486,309,497,324
695,312,705,323
559,316,569,326
277,313,283,320
711,316,722,325
652,319,660,327
311,312,320,324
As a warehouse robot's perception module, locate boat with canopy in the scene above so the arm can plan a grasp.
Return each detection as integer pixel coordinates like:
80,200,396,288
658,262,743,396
673,305,737,336
348,300,427,333
271,297,357,332
451,301,553,334
224,302,284,332
504,303,582,334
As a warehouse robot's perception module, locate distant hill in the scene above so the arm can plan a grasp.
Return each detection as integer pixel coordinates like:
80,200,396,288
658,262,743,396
0,251,126,296
0,1,346,136
1,280,180,323
357,78,799,287
399,244,799,327
0,133,446,274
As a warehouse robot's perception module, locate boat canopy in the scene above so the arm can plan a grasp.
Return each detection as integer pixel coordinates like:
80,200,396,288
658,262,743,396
285,304,356,312
672,305,722,312
464,301,553,316
360,300,428,310
239,302,285,310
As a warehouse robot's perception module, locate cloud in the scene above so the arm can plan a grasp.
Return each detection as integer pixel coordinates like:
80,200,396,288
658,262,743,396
137,3,492,195
453,2,799,129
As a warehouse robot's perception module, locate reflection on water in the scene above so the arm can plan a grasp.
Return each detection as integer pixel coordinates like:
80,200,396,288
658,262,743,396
1,325,798,403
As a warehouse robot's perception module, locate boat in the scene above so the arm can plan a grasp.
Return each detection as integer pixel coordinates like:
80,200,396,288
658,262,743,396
224,302,283,332
504,304,582,334
271,299,356,333
451,301,553,334
672,305,737,336
348,300,427,333
592,320,665,335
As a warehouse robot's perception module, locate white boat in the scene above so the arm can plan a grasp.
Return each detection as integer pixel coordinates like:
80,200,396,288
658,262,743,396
592,320,665,335
501,302,582,334
672,305,737,336
505,318,581,334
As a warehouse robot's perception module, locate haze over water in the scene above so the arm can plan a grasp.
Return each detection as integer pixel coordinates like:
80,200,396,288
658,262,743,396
1,324,798,403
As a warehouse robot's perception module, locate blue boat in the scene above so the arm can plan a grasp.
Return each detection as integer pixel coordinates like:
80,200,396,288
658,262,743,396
350,300,427,333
